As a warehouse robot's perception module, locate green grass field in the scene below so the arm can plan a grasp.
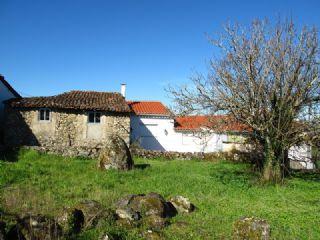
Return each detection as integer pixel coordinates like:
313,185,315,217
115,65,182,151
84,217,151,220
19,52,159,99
0,149,319,239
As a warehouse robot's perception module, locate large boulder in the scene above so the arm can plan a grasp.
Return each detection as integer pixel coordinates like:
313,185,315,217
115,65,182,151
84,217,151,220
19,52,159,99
99,135,133,170
129,193,168,218
115,193,172,220
169,196,195,213
6,214,63,240
233,217,270,240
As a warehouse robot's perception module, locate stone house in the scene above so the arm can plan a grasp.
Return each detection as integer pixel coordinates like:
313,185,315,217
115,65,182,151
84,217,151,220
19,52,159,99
4,90,130,157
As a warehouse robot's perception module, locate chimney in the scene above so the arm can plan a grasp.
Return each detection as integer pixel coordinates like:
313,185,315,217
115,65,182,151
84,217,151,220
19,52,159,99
120,83,126,98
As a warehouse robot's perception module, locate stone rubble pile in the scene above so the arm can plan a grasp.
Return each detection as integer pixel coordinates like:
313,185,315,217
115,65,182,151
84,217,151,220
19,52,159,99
0,193,195,240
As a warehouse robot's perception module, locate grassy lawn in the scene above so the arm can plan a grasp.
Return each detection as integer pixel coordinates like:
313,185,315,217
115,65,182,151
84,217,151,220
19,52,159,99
0,149,319,239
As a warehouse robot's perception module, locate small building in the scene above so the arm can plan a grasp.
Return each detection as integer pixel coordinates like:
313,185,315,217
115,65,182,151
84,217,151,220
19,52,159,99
128,101,248,152
128,101,173,151
128,100,315,169
174,115,249,152
5,90,130,157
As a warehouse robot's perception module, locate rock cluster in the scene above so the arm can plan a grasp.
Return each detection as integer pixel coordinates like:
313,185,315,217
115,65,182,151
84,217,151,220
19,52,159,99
0,193,195,240
0,200,116,240
114,192,195,237
233,217,270,240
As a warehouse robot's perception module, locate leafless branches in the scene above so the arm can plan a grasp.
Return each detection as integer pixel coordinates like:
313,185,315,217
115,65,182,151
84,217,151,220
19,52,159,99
167,19,320,181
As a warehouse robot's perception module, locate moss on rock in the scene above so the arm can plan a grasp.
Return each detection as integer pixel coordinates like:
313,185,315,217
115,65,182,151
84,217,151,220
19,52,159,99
233,217,270,240
99,135,133,171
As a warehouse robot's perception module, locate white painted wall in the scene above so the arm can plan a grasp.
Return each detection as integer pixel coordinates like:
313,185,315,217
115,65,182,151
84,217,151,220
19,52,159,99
130,115,226,153
130,114,315,169
289,144,315,169
0,81,19,123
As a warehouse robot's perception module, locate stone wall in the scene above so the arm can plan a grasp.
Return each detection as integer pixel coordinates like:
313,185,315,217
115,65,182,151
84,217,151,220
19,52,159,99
4,107,130,157
130,147,250,162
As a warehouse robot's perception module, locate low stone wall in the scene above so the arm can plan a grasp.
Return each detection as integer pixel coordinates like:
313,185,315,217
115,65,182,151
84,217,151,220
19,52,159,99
22,145,241,161
25,143,107,158
130,147,242,161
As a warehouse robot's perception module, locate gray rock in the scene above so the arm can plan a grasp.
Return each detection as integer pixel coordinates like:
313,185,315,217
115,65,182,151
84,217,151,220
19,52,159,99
99,135,133,170
116,218,139,229
169,196,195,213
56,207,84,234
130,193,168,218
233,217,270,240
74,200,116,229
115,193,170,220
7,214,63,240
56,200,116,235
115,194,137,210
115,207,140,221
142,215,168,231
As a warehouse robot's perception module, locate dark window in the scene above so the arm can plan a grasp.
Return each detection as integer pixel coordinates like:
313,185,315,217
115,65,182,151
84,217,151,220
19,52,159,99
88,112,95,123
88,112,101,123
39,109,50,121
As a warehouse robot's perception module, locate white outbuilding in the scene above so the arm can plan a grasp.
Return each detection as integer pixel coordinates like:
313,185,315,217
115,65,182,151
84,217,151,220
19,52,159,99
128,100,315,169
127,101,249,153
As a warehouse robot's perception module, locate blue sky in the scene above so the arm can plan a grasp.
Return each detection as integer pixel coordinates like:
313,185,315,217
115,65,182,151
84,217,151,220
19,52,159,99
1,0,320,105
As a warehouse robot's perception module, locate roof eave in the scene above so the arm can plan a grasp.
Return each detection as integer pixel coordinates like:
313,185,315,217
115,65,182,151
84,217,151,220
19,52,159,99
8,104,131,113
133,113,171,117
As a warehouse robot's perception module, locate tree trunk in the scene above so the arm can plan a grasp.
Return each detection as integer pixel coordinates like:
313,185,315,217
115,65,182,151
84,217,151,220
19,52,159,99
262,137,282,183
282,149,290,177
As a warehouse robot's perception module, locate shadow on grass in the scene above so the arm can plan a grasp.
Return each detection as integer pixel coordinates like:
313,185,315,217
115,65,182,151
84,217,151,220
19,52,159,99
134,163,151,170
0,148,20,162
210,165,258,187
290,169,320,182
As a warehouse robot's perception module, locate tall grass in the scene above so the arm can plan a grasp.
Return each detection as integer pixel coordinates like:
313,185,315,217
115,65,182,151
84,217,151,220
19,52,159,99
0,149,319,239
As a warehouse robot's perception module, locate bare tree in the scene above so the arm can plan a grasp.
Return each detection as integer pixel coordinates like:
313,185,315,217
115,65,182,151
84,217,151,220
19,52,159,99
168,19,320,182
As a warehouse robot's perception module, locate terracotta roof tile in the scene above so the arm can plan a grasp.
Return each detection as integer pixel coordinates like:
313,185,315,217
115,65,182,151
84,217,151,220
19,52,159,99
7,90,130,113
174,115,250,132
127,101,171,116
